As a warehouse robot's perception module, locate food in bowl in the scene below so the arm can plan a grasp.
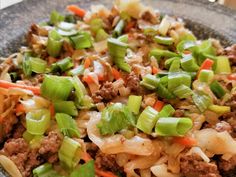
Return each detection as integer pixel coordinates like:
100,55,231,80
0,0,235,176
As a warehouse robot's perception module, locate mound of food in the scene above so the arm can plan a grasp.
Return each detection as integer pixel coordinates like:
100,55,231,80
0,0,235,176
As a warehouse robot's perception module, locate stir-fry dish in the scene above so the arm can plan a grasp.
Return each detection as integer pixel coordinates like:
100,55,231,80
0,0,236,176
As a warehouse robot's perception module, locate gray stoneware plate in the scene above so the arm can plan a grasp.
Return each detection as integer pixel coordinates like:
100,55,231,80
0,0,236,176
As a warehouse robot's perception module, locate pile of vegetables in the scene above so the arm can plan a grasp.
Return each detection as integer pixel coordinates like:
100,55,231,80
0,0,235,177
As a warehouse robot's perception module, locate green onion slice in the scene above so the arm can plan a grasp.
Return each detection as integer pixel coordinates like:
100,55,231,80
140,74,159,90
154,35,174,45
210,80,226,99
54,101,78,116
26,109,50,135
173,84,193,99
47,30,63,57
158,104,175,118
192,92,212,112
29,57,47,74
155,117,193,136
127,95,142,115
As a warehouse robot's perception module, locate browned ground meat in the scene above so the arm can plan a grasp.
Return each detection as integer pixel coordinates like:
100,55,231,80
92,81,118,103
173,109,185,117
1,131,62,177
0,110,18,143
12,124,26,139
218,155,236,172
1,138,41,177
180,155,221,177
95,151,123,174
39,131,62,163
215,121,232,133
86,142,99,159
224,44,236,65
126,71,140,92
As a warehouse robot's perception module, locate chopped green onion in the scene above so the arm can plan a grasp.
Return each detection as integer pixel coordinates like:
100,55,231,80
73,76,94,109
155,117,193,136
26,109,50,135
180,54,199,72
215,56,231,74
33,163,62,177
210,80,226,98
159,75,168,87
143,26,158,36
164,57,180,69
169,59,180,72
149,49,179,62
57,28,78,37
136,106,159,134
50,10,65,25
22,53,32,77
168,73,191,91
157,84,175,99
158,104,175,118
70,32,92,49
23,131,34,143
67,65,84,76
59,136,82,169
97,103,136,135
179,32,196,42
198,69,214,83
192,92,212,112
51,57,74,72
112,19,125,38
208,105,231,115
95,29,109,42
29,57,47,74
107,38,131,72
140,74,159,90
47,30,63,57
158,16,171,36
173,84,193,99
118,34,128,43
176,40,196,53
41,75,73,101
65,14,77,24
90,18,103,33
56,113,80,138
57,22,76,31
70,160,95,177
127,95,142,115
30,135,43,149
154,36,173,45
54,101,78,116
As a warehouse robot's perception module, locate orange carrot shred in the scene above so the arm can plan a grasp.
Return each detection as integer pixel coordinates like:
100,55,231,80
15,104,25,114
111,67,121,80
152,66,158,74
83,75,94,84
0,80,40,95
49,103,55,117
153,100,164,112
173,137,197,147
84,58,91,69
124,21,135,32
67,5,86,17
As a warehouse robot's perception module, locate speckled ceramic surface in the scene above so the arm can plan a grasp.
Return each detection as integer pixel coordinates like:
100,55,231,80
0,0,235,176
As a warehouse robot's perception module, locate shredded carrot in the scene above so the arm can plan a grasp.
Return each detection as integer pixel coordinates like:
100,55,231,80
197,58,214,78
0,116,3,124
98,74,105,81
153,100,164,112
183,50,191,54
173,137,197,147
95,169,118,177
84,58,91,69
49,103,55,117
81,152,92,162
0,80,40,95
82,75,94,84
152,66,159,75
228,73,236,80
111,67,121,80
15,104,25,114
124,20,135,32
67,5,86,17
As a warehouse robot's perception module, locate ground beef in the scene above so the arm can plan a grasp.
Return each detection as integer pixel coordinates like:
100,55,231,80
12,124,26,139
95,151,123,174
39,131,62,163
218,155,236,172
180,155,221,177
92,81,118,103
173,109,185,117
86,142,99,159
141,10,158,24
214,121,232,133
126,71,140,92
1,138,41,177
224,44,236,65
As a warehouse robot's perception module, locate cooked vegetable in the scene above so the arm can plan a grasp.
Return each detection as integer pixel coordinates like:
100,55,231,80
51,57,74,72
55,113,80,138
140,74,159,90
136,106,159,134
70,160,95,177
155,117,193,136
158,104,175,117
70,32,92,49
198,69,214,83
66,5,86,17
154,36,173,45
47,30,63,57
180,54,199,72
112,19,125,38
54,101,78,116
97,103,136,135
215,56,231,74
29,57,47,74
149,49,179,62
127,95,142,115
192,92,212,112
168,72,191,91
50,10,65,25
210,80,226,98
33,163,62,177
173,84,193,99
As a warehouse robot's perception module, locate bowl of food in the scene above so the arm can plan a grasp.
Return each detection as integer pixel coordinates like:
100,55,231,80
0,0,235,177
